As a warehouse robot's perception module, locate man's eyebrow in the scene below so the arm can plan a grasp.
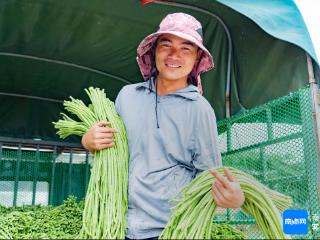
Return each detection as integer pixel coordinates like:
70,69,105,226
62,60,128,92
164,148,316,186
158,37,172,43
158,37,197,48
181,41,197,48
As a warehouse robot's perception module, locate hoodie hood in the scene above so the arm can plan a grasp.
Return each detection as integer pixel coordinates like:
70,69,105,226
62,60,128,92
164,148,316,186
135,79,199,101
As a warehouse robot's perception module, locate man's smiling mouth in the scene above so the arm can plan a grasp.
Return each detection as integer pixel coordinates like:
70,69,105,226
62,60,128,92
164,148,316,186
165,64,181,68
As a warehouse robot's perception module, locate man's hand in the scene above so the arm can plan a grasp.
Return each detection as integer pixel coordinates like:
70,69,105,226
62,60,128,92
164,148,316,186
210,167,245,209
81,121,118,152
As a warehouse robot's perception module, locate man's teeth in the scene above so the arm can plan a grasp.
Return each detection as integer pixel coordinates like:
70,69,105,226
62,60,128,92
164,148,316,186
166,64,180,68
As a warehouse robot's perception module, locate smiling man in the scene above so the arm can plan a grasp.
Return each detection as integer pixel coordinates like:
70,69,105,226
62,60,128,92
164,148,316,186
155,34,200,93
82,13,244,240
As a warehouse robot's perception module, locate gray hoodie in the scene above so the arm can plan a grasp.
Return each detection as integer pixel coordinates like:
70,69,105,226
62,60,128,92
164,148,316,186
115,79,222,239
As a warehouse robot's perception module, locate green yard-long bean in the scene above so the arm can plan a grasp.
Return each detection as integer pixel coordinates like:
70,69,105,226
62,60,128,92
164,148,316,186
160,167,292,239
53,87,129,239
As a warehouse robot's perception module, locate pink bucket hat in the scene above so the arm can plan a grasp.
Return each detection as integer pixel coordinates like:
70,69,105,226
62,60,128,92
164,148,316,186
136,12,214,94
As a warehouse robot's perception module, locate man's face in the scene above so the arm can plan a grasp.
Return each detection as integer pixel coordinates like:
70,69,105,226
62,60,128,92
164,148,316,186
155,33,199,83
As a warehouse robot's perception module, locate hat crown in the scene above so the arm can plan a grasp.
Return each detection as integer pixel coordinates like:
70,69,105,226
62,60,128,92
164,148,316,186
159,13,203,42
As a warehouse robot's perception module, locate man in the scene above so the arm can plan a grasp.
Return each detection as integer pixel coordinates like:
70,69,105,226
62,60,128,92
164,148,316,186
82,13,244,239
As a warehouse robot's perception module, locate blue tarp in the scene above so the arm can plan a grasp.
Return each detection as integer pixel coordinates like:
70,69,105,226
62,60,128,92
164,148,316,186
218,0,319,65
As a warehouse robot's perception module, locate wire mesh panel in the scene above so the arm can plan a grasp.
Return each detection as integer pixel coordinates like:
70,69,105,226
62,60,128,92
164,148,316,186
0,141,90,207
216,86,320,239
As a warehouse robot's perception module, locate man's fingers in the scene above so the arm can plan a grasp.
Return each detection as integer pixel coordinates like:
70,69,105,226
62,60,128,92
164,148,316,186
94,143,114,151
92,121,119,133
96,138,115,144
214,181,225,196
98,127,119,133
210,169,230,188
96,121,110,127
224,167,237,182
210,169,245,209
212,183,223,204
97,142,115,150
96,132,115,139
95,121,118,129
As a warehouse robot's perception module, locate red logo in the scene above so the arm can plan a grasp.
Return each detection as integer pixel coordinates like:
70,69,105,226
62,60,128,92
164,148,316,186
140,0,169,5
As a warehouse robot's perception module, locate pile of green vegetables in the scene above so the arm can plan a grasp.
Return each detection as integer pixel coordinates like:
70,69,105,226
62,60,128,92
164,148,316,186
0,196,83,239
53,87,129,239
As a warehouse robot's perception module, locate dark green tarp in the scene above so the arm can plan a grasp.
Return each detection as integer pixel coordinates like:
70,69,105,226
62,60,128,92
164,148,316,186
0,0,318,142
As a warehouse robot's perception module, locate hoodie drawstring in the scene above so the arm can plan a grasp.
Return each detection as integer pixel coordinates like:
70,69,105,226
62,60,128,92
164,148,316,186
148,74,160,129
155,78,160,128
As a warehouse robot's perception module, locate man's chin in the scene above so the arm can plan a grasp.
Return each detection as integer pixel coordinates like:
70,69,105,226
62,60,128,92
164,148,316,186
158,75,188,82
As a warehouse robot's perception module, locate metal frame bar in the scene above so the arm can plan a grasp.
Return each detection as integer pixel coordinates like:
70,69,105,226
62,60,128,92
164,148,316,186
306,54,320,154
68,148,73,196
31,145,40,205
0,52,132,85
13,143,22,206
49,146,57,205
226,122,232,152
221,132,303,157
306,56,320,200
0,92,63,104
218,94,300,130
0,136,83,149
305,55,320,234
0,143,2,167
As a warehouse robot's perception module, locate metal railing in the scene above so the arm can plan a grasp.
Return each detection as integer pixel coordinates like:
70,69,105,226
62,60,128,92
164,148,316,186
0,137,90,206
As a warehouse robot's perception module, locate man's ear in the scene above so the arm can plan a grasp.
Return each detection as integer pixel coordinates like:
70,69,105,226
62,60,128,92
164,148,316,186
196,49,202,62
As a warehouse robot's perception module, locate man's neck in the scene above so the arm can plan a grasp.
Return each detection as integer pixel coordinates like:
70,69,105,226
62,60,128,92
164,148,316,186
155,77,188,96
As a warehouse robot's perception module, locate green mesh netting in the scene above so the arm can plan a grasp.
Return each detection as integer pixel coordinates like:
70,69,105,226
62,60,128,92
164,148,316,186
0,86,319,238
0,147,90,207
216,86,320,239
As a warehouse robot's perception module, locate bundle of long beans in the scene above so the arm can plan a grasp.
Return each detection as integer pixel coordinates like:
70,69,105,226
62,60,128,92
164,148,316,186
53,87,129,239
160,167,292,239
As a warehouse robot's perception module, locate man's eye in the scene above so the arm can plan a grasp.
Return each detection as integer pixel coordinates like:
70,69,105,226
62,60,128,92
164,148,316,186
182,47,191,51
162,44,170,48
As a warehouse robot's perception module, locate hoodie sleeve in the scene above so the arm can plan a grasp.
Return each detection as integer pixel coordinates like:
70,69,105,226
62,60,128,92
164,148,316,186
192,99,222,173
115,86,126,116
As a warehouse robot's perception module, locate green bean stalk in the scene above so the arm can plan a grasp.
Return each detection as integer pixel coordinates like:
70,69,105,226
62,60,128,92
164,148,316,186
160,167,292,239
53,87,129,239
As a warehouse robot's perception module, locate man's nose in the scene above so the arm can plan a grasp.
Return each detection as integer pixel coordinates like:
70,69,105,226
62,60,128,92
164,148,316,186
168,47,180,58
